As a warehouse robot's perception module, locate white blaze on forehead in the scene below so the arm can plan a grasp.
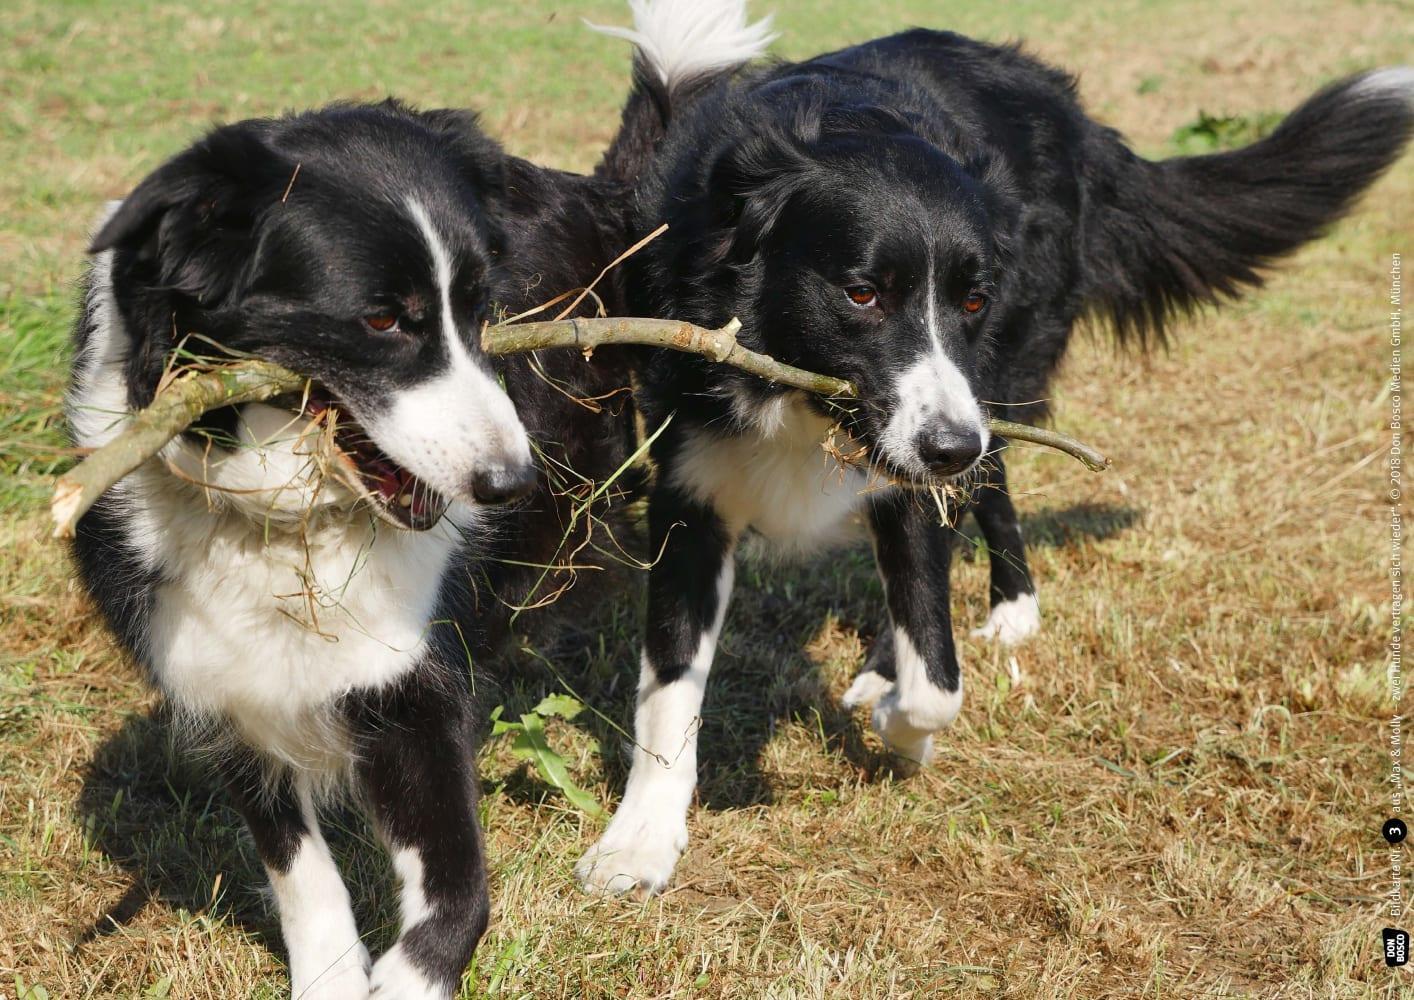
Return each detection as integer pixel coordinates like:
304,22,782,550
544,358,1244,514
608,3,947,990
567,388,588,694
356,198,531,502
877,267,989,476
405,197,461,362
925,268,943,352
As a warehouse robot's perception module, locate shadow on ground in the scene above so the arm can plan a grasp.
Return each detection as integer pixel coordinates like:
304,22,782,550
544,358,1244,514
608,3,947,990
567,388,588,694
74,710,275,948
74,710,399,959
1020,501,1142,548
499,499,1144,813
954,500,1142,559
506,501,1145,816
70,499,1140,947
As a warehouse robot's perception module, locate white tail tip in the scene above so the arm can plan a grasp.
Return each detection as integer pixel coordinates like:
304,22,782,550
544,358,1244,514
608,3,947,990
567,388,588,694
1351,66,1414,102
587,0,776,91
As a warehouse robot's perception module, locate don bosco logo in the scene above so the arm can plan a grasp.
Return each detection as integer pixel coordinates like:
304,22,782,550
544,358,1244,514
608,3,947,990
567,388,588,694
1385,928,1410,968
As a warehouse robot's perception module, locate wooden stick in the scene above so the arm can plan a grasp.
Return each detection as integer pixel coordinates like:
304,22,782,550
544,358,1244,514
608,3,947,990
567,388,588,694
987,418,1112,473
52,361,304,537
480,318,1110,470
50,318,1109,537
481,316,856,399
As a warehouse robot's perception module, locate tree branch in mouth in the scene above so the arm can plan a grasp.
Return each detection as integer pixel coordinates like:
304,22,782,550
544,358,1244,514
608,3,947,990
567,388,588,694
51,317,1108,538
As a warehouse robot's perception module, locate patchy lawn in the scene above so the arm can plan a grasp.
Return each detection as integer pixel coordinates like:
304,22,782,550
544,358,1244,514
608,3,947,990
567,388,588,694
1,0,1409,996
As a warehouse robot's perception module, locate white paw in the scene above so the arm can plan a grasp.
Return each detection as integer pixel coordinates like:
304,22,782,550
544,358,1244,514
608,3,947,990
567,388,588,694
970,593,1040,645
368,944,448,1000
575,819,688,897
870,688,937,769
841,669,893,710
290,941,371,1000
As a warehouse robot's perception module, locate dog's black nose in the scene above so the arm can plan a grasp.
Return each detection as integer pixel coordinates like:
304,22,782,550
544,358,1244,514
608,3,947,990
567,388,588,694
469,462,538,505
916,428,984,477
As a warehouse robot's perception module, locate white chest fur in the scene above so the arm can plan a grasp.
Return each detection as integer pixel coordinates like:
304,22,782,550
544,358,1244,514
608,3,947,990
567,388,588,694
69,244,469,772
135,481,465,768
670,395,880,552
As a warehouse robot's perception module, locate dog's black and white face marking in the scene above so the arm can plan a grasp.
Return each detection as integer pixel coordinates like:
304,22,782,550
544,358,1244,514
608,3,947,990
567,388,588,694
346,196,535,513
735,139,995,481
645,106,1005,488
88,106,535,528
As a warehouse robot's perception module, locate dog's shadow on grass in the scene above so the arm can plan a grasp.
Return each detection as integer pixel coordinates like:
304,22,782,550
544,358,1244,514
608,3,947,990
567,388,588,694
75,711,276,947
954,500,1142,565
507,499,1143,816
991,500,1140,549
1021,500,1141,548
498,544,913,817
74,499,1141,935
74,713,400,957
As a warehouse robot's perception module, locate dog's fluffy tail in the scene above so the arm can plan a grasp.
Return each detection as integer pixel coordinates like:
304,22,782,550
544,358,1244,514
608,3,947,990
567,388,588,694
591,0,775,183
1082,68,1414,343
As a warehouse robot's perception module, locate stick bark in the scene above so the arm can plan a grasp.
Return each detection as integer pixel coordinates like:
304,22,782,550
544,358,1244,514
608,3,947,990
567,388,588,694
51,317,1108,537
481,317,856,398
986,418,1111,472
52,361,304,537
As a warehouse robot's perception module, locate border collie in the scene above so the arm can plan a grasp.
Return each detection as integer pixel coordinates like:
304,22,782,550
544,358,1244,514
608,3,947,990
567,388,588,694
574,34,1414,896
65,2,771,997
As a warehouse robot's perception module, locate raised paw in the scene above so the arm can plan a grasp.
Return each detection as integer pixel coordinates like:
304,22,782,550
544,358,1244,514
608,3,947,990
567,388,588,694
970,593,1040,645
841,671,938,770
841,669,893,710
575,818,688,898
870,688,937,770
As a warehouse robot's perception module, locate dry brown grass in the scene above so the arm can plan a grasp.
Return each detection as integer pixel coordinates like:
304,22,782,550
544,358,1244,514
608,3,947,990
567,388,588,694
1,0,1411,997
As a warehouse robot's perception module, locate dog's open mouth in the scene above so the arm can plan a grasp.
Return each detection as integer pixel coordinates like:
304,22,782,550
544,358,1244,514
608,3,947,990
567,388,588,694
301,389,449,531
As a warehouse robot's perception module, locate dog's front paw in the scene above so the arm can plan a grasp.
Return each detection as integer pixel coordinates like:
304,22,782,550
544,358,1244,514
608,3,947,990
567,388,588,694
575,816,688,898
970,593,1040,645
869,689,936,772
841,669,893,710
368,943,448,1000
290,940,372,1000
843,672,944,771
844,635,963,773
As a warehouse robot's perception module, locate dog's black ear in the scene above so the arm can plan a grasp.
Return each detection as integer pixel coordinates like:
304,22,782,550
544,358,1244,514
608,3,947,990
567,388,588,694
417,107,509,255
90,122,294,305
703,128,814,266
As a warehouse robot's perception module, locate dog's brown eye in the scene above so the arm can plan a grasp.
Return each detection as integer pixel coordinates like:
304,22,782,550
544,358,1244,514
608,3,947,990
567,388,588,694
962,292,988,314
845,285,878,308
364,313,400,333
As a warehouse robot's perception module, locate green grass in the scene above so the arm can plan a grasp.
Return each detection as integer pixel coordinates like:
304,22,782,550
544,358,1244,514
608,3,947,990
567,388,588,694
0,294,72,513
2,0,1412,996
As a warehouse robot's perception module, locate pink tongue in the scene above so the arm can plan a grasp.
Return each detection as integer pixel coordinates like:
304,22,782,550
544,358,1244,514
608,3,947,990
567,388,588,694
377,471,400,497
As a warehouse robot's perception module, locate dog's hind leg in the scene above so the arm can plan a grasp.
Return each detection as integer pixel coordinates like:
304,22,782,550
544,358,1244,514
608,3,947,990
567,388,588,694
352,674,489,1000
969,448,1040,644
843,491,965,772
222,754,371,1000
577,487,736,897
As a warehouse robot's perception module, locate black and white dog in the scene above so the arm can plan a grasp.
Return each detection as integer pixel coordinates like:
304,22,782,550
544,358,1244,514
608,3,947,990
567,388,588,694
575,33,1414,895
65,2,771,997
